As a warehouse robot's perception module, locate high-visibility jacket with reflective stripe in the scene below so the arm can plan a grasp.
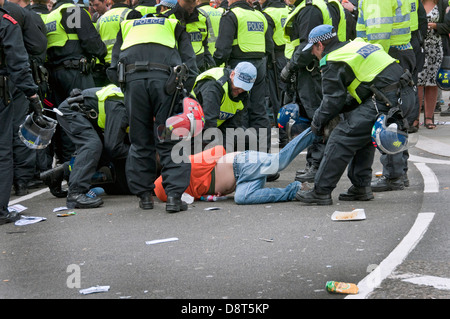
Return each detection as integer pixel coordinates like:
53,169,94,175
46,3,80,49
197,5,224,56
97,7,131,63
320,38,397,103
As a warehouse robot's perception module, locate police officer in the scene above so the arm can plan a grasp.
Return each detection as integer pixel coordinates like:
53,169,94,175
160,0,214,72
4,0,48,195
29,0,50,20
191,62,257,152
94,0,142,87
281,0,346,182
196,0,224,57
357,0,417,192
0,4,45,224
260,0,290,146
56,85,130,208
107,14,198,212
213,0,273,152
45,0,107,164
295,25,416,205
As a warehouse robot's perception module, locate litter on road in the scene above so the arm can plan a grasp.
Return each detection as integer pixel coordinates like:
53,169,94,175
331,209,366,221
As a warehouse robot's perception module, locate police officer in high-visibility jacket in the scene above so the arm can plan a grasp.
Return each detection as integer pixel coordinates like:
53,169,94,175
281,0,346,182
56,85,130,208
159,0,214,72
196,0,224,57
357,0,417,192
107,15,198,212
191,62,257,151
213,0,273,152
95,0,142,86
295,25,416,206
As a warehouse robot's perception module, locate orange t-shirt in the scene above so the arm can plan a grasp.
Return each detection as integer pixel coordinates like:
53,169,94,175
154,145,226,201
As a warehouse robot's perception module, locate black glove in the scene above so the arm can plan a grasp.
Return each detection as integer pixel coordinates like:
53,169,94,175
280,62,293,83
28,95,47,128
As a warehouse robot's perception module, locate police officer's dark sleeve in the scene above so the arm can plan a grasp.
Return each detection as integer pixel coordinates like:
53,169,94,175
311,62,351,133
22,8,47,58
194,79,224,129
289,6,324,70
107,29,123,85
417,1,427,41
103,100,130,160
213,10,236,66
75,8,107,60
1,18,38,97
263,12,275,56
175,24,199,92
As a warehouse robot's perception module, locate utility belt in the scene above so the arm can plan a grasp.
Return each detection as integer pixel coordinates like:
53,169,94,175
0,75,10,105
118,61,188,95
52,57,95,75
371,69,414,108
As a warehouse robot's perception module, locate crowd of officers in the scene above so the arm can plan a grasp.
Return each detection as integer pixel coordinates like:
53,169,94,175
0,0,437,223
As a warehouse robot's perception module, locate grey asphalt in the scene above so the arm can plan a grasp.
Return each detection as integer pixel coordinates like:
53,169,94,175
1,100,449,305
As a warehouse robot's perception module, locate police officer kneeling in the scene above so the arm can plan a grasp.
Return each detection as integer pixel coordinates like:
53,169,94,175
295,25,416,206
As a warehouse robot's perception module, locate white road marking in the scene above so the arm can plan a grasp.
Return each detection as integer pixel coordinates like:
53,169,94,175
414,163,439,193
390,273,450,290
345,212,435,299
415,135,450,157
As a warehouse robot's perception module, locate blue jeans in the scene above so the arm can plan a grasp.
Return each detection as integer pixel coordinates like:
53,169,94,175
232,128,317,204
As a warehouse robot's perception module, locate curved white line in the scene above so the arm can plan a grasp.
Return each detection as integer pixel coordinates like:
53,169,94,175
415,135,450,157
346,213,435,299
414,163,440,193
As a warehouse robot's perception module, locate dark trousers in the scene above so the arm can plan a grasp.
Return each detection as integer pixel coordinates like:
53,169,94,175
383,48,417,179
124,75,190,197
48,67,95,163
11,87,35,186
315,86,416,194
0,99,14,212
57,102,103,194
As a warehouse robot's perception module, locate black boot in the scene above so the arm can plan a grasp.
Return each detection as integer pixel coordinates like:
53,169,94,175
166,196,188,213
67,192,103,209
14,182,28,196
371,176,404,192
295,165,318,183
295,189,332,205
40,164,68,198
0,210,20,225
338,185,374,201
139,192,154,210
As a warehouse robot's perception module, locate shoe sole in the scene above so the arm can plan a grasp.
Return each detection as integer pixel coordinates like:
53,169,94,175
338,194,374,201
295,176,315,183
139,202,154,210
67,199,104,209
166,204,188,213
371,185,404,192
295,193,332,205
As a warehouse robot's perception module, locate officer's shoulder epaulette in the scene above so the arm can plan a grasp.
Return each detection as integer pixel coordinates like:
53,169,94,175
0,8,17,25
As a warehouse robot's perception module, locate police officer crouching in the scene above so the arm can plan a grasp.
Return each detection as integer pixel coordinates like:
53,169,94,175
295,25,416,206
107,14,198,212
191,62,257,152
55,85,130,209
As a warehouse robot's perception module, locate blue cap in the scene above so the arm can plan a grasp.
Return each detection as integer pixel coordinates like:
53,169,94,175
302,24,337,51
156,0,177,8
233,62,257,91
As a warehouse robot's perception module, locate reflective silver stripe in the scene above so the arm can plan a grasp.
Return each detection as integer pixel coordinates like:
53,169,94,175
197,8,217,43
367,32,392,40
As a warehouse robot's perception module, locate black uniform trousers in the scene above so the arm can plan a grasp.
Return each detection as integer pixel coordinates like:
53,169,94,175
314,85,416,195
228,58,271,152
48,67,96,163
11,87,35,187
383,48,417,179
124,72,191,197
0,99,14,213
